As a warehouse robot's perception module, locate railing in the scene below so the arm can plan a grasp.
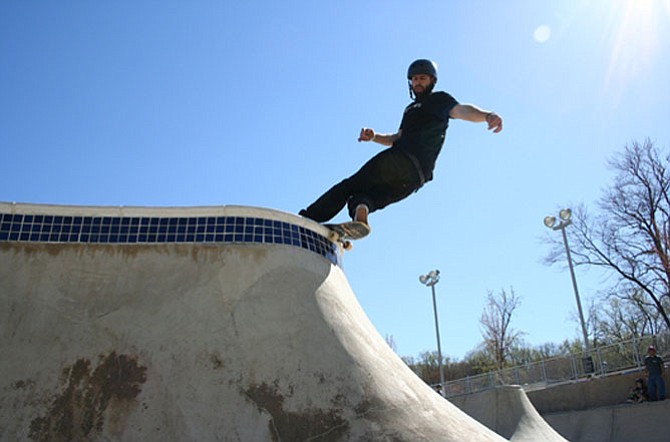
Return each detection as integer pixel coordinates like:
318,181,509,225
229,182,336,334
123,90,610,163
441,334,669,398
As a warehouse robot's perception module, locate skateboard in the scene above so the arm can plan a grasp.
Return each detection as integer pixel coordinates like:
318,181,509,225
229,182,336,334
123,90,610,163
324,221,371,250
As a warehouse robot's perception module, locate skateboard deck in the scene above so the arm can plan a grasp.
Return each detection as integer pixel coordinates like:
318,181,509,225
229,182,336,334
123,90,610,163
324,221,370,250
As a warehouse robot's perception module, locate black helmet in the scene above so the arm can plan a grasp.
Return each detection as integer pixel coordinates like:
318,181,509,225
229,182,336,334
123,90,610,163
407,59,438,82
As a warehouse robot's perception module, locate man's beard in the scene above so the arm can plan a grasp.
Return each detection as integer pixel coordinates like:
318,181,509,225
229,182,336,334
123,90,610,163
413,83,434,100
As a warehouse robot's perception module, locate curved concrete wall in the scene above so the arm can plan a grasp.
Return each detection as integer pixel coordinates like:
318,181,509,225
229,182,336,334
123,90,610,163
449,386,567,442
1,204,506,442
543,400,670,442
527,369,670,442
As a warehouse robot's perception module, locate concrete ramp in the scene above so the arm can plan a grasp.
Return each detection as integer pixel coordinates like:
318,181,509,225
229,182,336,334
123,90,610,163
0,203,506,441
450,386,568,441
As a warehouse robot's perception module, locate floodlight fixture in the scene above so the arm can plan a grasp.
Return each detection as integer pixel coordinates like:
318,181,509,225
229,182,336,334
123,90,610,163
544,216,556,229
559,208,572,222
420,270,440,287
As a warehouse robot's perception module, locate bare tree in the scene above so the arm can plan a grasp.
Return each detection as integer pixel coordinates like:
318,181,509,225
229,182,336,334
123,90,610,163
591,289,663,343
479,287,524,370
545,139,670,330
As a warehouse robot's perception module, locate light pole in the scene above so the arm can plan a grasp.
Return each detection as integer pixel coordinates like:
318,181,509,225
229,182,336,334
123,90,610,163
544,209,591,351
419,269,445,394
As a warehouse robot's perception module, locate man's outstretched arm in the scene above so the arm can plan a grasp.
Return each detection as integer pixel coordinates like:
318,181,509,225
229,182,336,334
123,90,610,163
450,104,503,133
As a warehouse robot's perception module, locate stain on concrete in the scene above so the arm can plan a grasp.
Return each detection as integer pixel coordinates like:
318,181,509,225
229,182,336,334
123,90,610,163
210,352,224,370
12,379,36,390
0,241,237,262
28,351,147,442
245,382,350,442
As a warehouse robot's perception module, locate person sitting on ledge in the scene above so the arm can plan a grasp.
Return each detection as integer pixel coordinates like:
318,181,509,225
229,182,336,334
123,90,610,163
626,378,648,404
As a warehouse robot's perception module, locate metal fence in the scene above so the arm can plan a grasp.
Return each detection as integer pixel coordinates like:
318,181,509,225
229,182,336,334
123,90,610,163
441,334,670,398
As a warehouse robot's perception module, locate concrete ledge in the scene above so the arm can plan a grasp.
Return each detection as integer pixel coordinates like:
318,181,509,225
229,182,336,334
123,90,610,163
544,400,670,442
527,369,666,413
0,202,341,266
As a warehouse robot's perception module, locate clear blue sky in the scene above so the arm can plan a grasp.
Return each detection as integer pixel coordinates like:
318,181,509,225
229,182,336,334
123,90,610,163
2,1,669,360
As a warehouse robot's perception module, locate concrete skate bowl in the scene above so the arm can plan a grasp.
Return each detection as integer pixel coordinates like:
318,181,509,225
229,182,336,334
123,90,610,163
449,385,567,442
0,203,508,442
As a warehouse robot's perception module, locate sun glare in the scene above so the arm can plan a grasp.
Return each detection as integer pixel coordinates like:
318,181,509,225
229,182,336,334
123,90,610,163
533,25,552,43
603,0,669,92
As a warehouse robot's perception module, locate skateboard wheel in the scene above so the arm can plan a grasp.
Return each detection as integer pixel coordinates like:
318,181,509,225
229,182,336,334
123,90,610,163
343,241,352,251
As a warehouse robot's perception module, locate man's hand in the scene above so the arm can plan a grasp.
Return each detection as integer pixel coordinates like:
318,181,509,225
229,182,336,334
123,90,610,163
485,112,503,133
358,128,399,146
358,128,375,142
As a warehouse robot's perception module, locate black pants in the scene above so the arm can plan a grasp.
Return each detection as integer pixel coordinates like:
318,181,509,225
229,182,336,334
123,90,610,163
300,148,424,222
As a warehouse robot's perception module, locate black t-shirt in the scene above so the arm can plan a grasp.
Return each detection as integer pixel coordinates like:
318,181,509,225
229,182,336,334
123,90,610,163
393,91,459,181
645,355,664,376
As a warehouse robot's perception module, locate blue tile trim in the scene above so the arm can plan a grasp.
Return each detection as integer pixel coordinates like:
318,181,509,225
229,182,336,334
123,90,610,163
0,212,340,266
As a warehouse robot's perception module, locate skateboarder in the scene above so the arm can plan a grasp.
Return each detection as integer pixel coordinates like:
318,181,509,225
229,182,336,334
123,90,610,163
299,59,503,227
